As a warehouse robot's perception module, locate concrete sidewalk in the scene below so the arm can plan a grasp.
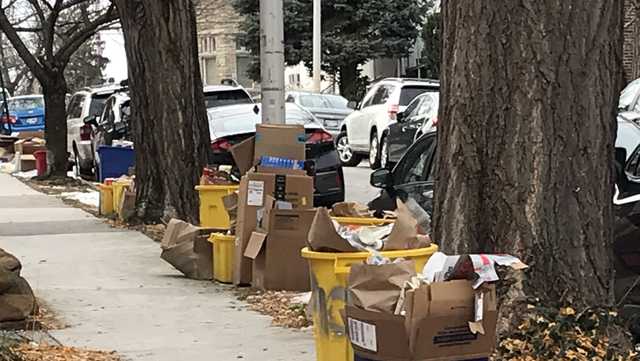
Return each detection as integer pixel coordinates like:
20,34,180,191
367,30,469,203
0,173,314,361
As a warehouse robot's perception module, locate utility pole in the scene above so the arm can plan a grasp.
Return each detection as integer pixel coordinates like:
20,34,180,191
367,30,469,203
0,35,11,135
312,0,321,93
259,0,285,124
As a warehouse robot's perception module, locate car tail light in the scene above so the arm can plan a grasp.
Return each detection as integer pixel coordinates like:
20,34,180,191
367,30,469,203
432,116,438,127
80,124,92,141
388,104,399,120
0,114,16,124
307,130,333,144
211,138,232,152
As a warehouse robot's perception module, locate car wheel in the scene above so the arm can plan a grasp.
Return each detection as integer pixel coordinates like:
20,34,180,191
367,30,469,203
369,131,381,169
380,136,390,169
335,131,362,167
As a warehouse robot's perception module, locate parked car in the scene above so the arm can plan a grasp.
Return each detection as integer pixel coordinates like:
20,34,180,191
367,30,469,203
204,85,253,108
384,91,439,167
366,118,640,306
286,91,353,136
66,85,122,175
336,78,439,169
0,95,45,132
208,102,345,207
87,91,132,169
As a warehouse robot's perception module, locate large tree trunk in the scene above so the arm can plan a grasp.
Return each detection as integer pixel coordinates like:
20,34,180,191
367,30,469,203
113,0,210,223
434,1,623,309
41,73,69,176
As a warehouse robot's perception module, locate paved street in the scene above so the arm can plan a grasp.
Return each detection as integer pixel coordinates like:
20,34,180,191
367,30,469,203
343,161,380,205
0,173,314,361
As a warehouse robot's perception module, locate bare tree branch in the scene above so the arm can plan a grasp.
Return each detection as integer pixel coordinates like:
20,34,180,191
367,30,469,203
0,7,45,79
56,2,117,64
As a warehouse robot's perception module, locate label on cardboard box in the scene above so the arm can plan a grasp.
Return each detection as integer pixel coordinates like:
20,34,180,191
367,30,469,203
348,318,378,352
247,180,264,206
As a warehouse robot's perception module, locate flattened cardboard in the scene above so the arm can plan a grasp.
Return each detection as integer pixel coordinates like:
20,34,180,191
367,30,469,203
230,136,255,175
253,124,306,164
234,171,314,285
249,207,316,291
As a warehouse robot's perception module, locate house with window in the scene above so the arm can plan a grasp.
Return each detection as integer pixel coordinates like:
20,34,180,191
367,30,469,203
194,0,255,89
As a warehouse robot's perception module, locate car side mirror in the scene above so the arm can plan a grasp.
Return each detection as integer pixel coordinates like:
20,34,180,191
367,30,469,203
347,101,357,109
83,115,98,127
370,168,392,188
397,111,406,123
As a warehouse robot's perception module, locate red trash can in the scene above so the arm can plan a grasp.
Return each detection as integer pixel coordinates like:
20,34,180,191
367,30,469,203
33,150,47,176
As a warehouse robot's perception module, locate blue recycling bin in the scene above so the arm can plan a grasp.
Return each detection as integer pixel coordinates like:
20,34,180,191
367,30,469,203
97,145,135,182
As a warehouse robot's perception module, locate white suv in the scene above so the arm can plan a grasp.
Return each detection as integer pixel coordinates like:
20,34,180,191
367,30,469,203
336,78,439,169
67,85,121,176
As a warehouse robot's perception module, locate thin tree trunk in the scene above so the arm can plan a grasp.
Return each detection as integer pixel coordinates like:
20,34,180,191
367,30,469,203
41,73,69,176
434,0,623,310
339,62,360,102
113,0,210,223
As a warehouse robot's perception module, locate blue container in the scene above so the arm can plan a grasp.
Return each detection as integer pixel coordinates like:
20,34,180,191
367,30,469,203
97,146,135,182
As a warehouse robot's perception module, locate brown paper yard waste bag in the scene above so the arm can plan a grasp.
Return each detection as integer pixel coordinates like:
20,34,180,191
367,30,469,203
160,219,213,280
307,207,360,252
383,199,430,251
347,260,416,313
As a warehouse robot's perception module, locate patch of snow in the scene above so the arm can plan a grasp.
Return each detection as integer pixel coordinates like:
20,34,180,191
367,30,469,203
58,191,100,208
14,170,38,178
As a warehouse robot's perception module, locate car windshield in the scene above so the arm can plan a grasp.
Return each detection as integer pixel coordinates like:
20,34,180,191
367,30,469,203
285,104,318,125
323,95,349,109
620,79,640,110
7,97,44,111
399,86,436,106
205,89,252,108
89,94,111,117
617,120,640,158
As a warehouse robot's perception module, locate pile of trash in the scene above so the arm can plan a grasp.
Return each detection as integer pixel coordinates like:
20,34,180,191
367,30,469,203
345,252,527,361
0,132,46,174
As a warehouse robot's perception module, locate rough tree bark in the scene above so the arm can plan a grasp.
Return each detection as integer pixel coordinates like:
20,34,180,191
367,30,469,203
433,1,623,309
113,0,210,223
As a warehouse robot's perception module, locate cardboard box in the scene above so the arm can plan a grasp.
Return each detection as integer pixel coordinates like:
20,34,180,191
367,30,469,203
346,280,497,361
234,170,314,285
253,124,306,164
230,124,306,176
244,204,316,291
19,154,36,171
14,138,46,155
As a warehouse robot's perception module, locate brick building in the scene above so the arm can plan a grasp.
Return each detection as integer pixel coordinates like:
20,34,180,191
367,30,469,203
625,0,640,82
194,0,254,88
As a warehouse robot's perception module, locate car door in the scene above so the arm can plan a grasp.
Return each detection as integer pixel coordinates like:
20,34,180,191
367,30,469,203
386,95,426,163
66,94,86,155
614,144,640,278
369,135,437,213
346,85,378,150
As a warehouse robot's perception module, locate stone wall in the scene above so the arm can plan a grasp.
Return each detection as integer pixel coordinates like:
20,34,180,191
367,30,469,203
193,0,253,87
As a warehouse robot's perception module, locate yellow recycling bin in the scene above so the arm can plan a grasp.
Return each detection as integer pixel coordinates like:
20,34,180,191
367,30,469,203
196,185,239,229
331,216,395,226
112,180,132,217
98,184,114,216
208,233,235,283
301,245,438,361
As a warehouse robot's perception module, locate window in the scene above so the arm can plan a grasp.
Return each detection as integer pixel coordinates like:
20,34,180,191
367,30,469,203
67,95,85,119
204,89,253,108
7,97,44,111
404,96,425,118
89,94,111,117
417,95,434,115
371,85,394,105
200,35,216,53
394,136,436,184
626,147,640,178
399,86,436,106
324,95,349,109
300,94,328,108
360,86,378,109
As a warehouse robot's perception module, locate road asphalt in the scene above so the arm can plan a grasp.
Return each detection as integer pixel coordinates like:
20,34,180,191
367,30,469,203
0,173,314,361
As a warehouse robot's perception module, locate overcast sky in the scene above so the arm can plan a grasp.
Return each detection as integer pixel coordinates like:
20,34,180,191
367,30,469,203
101,29,127,82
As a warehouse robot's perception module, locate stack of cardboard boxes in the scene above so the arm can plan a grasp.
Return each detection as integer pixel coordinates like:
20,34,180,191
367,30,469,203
230,124,315,291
